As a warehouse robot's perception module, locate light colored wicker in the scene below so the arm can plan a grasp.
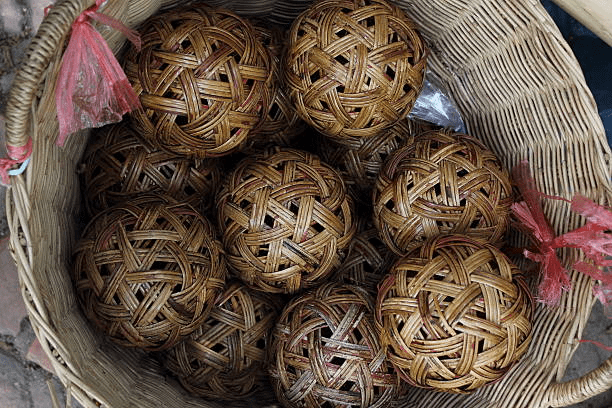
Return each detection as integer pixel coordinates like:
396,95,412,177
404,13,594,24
269,282,399,408
373,129,513,256
164,281,280,399
4,0,612,407
217,147,356,294
376,234,533,393
124,4,274,158
72,194,227,351
81,121,220,217
283,0,427,140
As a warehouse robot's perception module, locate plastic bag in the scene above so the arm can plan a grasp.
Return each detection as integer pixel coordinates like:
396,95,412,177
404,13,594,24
409,68,466,132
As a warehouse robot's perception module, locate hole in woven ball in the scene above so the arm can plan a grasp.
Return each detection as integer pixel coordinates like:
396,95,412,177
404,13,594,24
211,343,225,354
339,381,355,392
470,219,480,229
353,329,364,342
335,54,349,65
336,29,349,38
330,356,345,366
320,100,329,110
302,348,309,358
337,85,345,93
112,151,127,164
403,84,412,94
433,183,442,196
256,338,266,350
311,222,324,233
289,202,299,215
231,51,242,64
239,199,250,209
365,16,375,27
385,66,396,81
363,262,374,273
310,71,321,84
479,187,490,198
264,214,276,228
340,8,352,14
457,169,468,177
297,29,306,36
245,78,255,87
151,261,169,271
180,39,192,50
183,185,196,196
385,201,394,210
175,116,189,127
257,246,269,257
219,73,229,83
268,102,281,119
321,326,333,339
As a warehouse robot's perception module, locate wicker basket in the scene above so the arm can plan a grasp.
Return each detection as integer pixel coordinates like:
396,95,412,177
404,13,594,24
4,0,612,407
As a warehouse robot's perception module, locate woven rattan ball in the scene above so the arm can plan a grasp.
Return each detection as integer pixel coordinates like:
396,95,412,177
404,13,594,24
81,122,220,217
373,129,512,256
217,148,356,294
319,118,421,204
243,25,305,151
375,235,533,393
284,0,427,140
72,195,226,351
337,226,397,298
124,5,273,158
164,281,280,399
269,282,398,407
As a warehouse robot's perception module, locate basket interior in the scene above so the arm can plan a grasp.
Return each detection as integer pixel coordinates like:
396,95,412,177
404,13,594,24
10,0,612,407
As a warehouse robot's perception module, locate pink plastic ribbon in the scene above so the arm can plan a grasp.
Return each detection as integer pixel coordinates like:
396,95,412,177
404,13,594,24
0,140,33,185
512,161,612,314
55,0,141,146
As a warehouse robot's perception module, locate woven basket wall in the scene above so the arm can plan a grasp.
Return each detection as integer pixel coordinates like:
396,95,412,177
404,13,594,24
4,0,612,407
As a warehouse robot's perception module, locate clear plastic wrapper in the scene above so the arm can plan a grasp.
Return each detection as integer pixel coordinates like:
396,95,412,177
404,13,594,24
409,68,466,132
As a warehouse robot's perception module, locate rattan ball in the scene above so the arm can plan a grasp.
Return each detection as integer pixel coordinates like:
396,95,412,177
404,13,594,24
376,235,533,393
319,118,420,204
269,282,398,408
243,25,305,151
217,147,356,294
124,5,274,158
336,223,397,297
81,122,220,217
373,129,512,256
284,0,427,140
164,281,280,399
72,195,226,351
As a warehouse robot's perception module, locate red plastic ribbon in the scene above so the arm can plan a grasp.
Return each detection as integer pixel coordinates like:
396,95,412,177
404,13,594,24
0,140,33,185
55,0,141,146
512,161,612,314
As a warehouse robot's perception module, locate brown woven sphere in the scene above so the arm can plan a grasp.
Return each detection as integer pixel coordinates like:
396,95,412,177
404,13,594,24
72,195,226,351
375,235,533,393
284,0,427,140
164,281,281,399
243,25,305,151
269,282,399,408
217,148,356,294
124,5,274,158
319,118,421,205
336,221,397,297
81,122,220,217
373,129,512,256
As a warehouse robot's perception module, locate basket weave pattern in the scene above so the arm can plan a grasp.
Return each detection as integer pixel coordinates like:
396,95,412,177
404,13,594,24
165,281,280,399
284,0,427,139
81,122,220,216
376,235,533,393
269,282,398,407
125,5,273,158
217,148,356,293
373,129,512,255
72,195,226,351
4,0,612,406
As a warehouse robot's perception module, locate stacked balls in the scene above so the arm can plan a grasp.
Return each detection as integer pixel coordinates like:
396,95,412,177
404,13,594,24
70,0,536,406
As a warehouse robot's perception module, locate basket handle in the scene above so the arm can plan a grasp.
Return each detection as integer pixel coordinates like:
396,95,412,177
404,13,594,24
545,355,612,407
4,0,93,151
